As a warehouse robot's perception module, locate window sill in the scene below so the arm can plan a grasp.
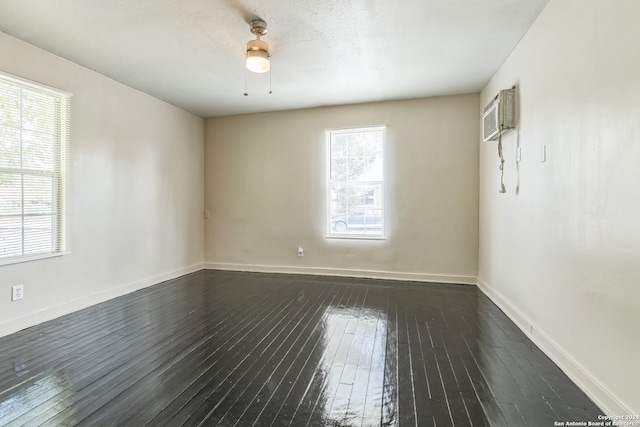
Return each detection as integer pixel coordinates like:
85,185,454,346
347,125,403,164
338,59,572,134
326,234,387,241
0,251,70,267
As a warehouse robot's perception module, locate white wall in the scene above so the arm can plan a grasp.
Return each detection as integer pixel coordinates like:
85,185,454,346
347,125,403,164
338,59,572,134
479,0,640,415
0,32,205,336
205,95,479,283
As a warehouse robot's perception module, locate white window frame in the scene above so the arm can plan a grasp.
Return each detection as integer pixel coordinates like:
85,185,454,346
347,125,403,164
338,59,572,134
0,71,71,266
326,125,386,239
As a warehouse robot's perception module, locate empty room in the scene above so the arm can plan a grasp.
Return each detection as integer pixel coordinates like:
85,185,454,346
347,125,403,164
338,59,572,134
0,0,638,425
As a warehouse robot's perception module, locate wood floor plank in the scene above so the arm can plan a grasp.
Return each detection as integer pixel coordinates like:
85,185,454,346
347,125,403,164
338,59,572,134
172,286,317,425
287,285,359,426
85,281,295,426
258,283,351,426
207,283,335,425
381,290,398,426
149,283,302,425
238,284,343,426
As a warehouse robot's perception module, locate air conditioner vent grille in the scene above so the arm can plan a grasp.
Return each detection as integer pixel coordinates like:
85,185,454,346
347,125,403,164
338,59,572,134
482,88,516,142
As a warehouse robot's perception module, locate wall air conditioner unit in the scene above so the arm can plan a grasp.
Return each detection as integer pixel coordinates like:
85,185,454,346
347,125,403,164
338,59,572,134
482,88,516,142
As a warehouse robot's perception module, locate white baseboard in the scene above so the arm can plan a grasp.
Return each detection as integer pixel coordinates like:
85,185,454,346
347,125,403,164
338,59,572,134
0,262,204,338
204,262,477,285
476,277,632,417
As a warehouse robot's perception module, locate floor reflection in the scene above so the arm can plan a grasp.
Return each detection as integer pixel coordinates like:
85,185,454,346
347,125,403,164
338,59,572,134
313,306,389,427
0,370,75,425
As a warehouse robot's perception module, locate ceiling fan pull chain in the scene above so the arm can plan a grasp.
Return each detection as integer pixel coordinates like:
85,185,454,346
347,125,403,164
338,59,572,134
244,67,248,96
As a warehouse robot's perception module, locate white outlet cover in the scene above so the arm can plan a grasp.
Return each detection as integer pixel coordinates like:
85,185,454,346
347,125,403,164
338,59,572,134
11,285,24,301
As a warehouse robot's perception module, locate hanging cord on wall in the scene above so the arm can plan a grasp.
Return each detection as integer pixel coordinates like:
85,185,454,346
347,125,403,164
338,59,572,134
498,130,506,193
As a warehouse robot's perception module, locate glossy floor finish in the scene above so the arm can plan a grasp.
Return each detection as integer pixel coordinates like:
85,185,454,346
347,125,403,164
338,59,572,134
0,270,602,426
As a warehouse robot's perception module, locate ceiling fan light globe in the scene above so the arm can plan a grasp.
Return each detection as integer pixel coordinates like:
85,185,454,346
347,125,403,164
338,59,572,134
246,50,270,73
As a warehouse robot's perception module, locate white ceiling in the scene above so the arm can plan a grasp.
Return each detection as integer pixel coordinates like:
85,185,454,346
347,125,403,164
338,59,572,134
0,0,548,118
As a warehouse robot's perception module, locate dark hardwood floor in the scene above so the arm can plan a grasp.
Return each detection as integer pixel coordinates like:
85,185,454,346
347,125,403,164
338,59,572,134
0,270,603,426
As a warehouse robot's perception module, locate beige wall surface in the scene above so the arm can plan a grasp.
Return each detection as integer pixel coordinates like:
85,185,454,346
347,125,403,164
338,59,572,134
479,0,640,415
0,32,205,336
205,95,479,283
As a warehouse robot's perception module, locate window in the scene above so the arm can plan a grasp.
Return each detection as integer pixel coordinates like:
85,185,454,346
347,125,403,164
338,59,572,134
0,72,71,265
327,126,385,238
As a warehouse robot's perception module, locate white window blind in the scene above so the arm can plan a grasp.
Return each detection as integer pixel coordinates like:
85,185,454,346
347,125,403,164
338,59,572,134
327,126,385,238
0,72,71,265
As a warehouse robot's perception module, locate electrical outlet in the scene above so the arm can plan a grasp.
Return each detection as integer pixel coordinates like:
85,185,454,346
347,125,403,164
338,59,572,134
11,285,24,301
297,246,304,257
